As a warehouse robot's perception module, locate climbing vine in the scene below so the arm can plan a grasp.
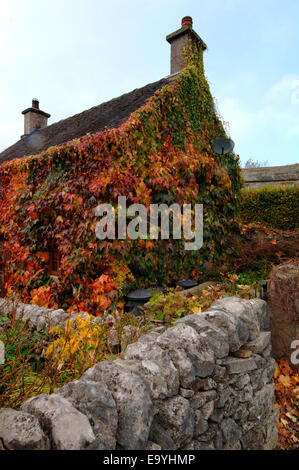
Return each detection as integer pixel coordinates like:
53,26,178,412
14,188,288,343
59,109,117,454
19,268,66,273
0,58,242,315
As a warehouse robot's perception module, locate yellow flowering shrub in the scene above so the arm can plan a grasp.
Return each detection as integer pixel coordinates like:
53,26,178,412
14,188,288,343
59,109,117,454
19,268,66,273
45,315,107,369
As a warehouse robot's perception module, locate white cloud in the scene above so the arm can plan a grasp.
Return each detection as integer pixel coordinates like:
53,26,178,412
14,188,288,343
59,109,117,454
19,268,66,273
216,74,299,143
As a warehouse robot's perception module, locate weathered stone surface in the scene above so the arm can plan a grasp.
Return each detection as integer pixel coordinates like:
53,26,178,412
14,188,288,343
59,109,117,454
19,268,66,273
192,377,217,391
212,365,226,380
220,418,242,445
249,369,264,391
204,309,249,352
248,384,275,421
194,410,208,437
145,441,162,450
82,361,153,450
194,441,216,450
210,407,224,424
55,379,117,449
0,298,99,333
252,353,266,369
46,309,70,328
223,395,240,419
175,314,229,358
233,373,250,390
214,430,223,449
123,342,179,398
180,388,194,398
235,384,253,403
216,386,234,408
197,423,218,442
21,394,95,450
0,296,278,451
156,323,215,380
0,408,50,450
224,356,257,374
114,358,172,401
155,396,194,447
164,347,196,388
263,409,279,450
246,332,271,354
267,262,299,362
223,440,242,450
183,440,215,450
21,305,46,331
200,400,214,420
149,420,176,450
232,404,249,423
248,299,270,331
241,424,264,450
189,390,217,410
262,358,277,384
211,297,260,341
262,344,272,358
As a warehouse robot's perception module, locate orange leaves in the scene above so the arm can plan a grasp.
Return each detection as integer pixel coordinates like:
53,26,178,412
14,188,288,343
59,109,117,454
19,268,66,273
89,275,117,314
276,358,295,377
137,240,154,250
27,203,38,220
90,275,116,294
278,374,292,388
31,286,54,308
0,64,242,315
67,301,86,314
98,294,111,311
74,196,83,207
145,241,155,251
274,359,299,450
36,251,50,263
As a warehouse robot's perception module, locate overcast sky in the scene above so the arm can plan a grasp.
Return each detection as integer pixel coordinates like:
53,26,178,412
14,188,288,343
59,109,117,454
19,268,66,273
0,0,298,167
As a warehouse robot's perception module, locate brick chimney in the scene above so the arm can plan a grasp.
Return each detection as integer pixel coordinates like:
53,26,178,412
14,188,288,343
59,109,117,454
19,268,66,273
21,99,50,137
166,17,207,75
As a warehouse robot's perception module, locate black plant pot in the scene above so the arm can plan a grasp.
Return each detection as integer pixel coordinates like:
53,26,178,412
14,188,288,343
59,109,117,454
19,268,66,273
176,279,198,290
124,286,167,314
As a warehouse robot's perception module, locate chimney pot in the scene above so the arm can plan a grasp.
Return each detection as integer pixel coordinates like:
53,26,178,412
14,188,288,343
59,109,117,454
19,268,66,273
32,98,39,109
181,16,193,28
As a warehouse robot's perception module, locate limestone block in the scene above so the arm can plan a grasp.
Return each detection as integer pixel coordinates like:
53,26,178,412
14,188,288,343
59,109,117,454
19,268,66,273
0,408,50,450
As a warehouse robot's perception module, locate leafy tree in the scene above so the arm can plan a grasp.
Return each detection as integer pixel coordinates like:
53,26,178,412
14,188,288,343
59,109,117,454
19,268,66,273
244,158,269,168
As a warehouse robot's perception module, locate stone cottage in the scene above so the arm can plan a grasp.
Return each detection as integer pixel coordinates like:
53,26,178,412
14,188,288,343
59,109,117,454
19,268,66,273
0,19,279,451
0,17,241,312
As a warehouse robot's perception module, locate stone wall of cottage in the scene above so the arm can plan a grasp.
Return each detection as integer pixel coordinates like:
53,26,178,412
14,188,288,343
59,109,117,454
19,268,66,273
0,296,278,450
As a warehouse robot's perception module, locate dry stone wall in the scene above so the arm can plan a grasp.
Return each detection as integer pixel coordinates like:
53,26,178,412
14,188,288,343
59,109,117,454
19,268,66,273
0,296,278,450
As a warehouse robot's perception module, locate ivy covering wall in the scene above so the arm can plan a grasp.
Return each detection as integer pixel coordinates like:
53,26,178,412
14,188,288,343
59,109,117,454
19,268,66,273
0,54,242,315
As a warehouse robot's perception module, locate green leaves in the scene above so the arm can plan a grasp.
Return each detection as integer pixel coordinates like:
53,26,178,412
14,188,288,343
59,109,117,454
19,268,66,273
0,63,242,314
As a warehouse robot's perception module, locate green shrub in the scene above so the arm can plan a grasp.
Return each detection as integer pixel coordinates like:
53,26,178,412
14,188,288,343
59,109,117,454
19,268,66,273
240,186,299,230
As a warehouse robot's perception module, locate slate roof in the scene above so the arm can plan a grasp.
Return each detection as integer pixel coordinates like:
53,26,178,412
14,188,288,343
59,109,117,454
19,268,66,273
0,75,175,164
242,164,299,183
